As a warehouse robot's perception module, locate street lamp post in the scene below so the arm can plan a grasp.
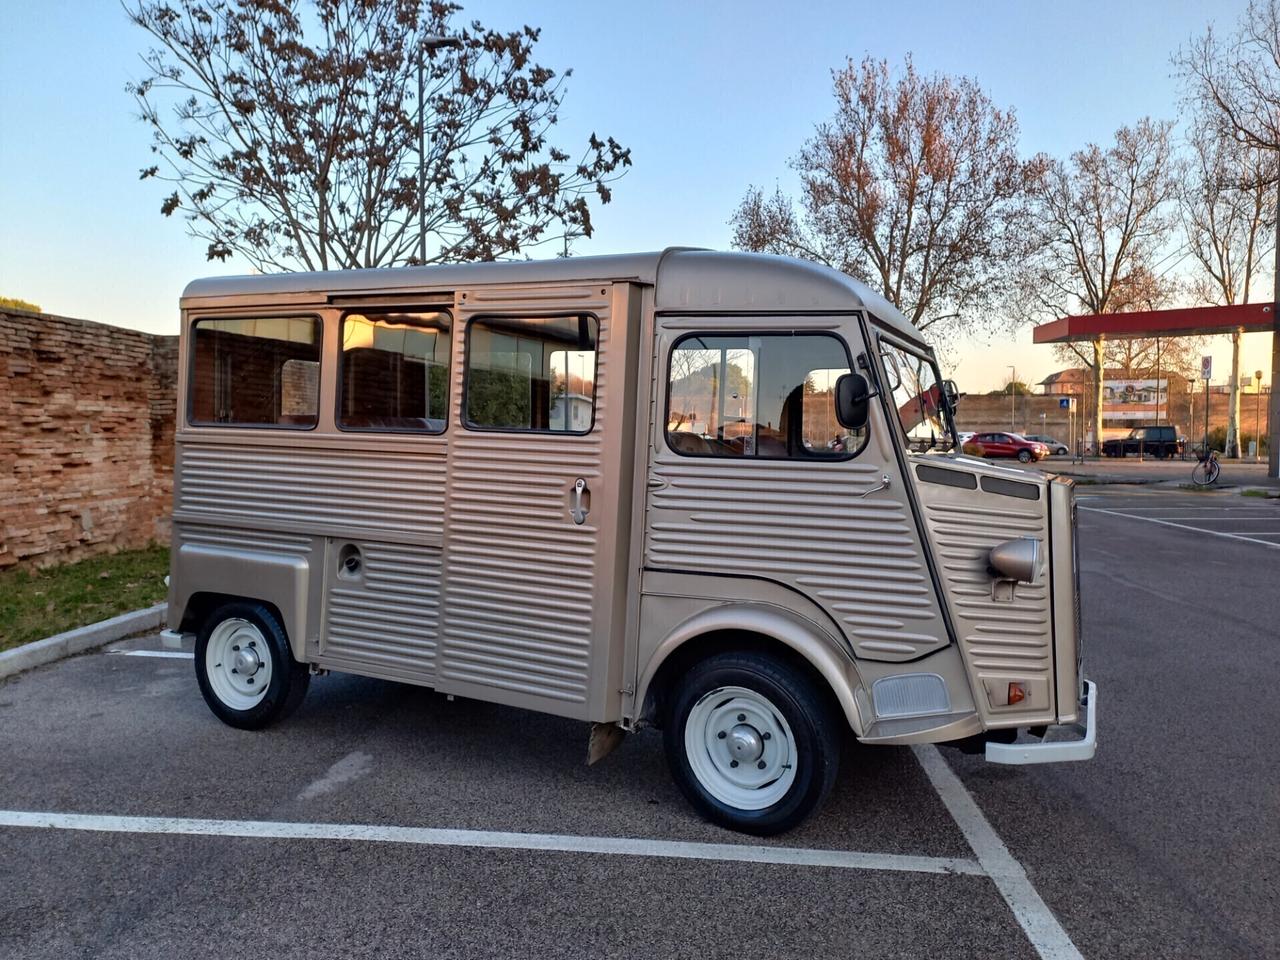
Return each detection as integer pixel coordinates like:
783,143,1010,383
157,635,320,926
1258,368,1266,461
417,34,463,265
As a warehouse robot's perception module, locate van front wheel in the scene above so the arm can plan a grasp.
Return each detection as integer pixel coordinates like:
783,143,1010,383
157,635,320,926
195,601,309,730
664,652,840,835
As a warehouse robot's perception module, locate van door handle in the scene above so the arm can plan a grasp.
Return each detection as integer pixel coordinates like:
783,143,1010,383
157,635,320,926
853,474,892,498
570,478,590,524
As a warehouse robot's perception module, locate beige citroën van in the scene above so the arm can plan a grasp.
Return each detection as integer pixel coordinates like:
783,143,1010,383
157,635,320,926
164,249,1096,835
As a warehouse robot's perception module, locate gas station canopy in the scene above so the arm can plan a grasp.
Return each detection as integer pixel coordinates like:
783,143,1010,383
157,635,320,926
1032,302,1275,344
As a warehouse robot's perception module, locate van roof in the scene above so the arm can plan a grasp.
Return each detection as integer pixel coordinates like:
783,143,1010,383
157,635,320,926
181,248,926,346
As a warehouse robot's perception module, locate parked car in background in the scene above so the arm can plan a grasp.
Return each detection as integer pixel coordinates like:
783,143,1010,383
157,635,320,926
962,431,1049,463
1101,425,1182,458
1025,434,1069,456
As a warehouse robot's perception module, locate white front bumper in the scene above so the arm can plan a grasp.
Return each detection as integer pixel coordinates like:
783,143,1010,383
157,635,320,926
985,680,1098,765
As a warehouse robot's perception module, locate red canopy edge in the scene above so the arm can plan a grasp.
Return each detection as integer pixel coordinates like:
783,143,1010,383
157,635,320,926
1032,302,1275,344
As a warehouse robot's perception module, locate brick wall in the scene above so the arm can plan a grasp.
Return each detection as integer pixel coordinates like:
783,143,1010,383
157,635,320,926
957,395,1075,438
0,308,177,569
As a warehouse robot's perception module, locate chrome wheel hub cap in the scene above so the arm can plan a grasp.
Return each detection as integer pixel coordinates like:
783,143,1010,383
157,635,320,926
233,646,262,677
727,724,763,763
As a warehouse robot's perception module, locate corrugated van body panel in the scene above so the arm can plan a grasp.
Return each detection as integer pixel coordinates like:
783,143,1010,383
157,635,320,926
646,459,946,660
174,440,446,545
320,541,441,684
176,524,313,556
438,432,601,705
916,470,1056,724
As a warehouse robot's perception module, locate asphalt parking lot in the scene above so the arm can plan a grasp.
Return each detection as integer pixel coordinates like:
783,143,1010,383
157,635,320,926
1077,486,1280,550
2,485,1278,959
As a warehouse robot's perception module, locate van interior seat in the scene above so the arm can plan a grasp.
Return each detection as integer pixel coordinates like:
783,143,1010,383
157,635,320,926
669,431,711,455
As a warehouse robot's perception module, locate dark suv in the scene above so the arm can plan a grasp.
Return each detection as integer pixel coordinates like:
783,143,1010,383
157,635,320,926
1101,425,1182,458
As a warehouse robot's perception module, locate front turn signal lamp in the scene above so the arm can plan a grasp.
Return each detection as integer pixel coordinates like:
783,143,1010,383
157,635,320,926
1008,682,1028,705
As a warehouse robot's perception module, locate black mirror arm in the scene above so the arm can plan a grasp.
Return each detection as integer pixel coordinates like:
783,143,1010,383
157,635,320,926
855,354,883,400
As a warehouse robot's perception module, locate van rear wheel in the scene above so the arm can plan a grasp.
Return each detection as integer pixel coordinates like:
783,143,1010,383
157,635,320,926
664,651,840,835
195,601,309,730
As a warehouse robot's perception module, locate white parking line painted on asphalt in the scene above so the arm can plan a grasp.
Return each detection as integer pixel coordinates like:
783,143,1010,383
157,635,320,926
107,650,194,659
1108,512,1280,519
913,745,1084,960
0,809,984,877
1091,506,1279,512
1079,506,1280,550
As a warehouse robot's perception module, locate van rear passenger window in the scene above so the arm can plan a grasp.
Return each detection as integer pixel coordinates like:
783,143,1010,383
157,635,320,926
666,333,863,459
189,316,320,427
338,311,451,433
464,316,599,433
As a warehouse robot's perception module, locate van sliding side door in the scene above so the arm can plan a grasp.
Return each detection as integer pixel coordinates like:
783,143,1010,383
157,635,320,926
437,283,641,722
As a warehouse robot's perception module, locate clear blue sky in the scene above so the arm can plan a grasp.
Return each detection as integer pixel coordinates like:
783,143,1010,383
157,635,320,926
0,0,1269,390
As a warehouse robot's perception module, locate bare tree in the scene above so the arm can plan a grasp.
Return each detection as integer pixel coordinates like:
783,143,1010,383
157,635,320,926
1177,1,1280,466
1179,120,1276,456
730,56,1041,347
125,0,631,271
1021,119,1180,451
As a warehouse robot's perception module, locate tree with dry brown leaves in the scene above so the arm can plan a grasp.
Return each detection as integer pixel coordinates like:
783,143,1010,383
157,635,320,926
125,0,631,271
1019,119,1181,451
730,56,1041,348
1179,121,1275,456
1176,0,1280,465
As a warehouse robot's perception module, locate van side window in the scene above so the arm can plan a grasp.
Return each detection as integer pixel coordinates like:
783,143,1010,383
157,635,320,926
464,316,599,433
666,333,864,459
189,316,320,427
338,311,451,433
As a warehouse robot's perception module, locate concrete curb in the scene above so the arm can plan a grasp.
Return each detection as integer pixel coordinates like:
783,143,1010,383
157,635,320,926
0,603,168,681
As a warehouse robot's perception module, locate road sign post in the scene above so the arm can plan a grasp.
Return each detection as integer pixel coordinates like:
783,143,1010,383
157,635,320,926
1202,356,1212,457
1059,396,1078,462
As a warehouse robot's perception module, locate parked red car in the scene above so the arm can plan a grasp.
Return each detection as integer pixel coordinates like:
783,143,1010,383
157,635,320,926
962,431,1049,463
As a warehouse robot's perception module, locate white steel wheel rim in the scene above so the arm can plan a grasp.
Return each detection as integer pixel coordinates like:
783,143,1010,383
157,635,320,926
684,685,798,811
205,618,272,710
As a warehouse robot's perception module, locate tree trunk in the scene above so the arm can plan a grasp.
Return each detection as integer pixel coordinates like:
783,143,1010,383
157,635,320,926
1227,330,1242,458
1091,337,1104,456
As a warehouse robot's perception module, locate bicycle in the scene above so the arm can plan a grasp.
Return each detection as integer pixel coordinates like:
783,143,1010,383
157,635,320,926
1192,448,1220,487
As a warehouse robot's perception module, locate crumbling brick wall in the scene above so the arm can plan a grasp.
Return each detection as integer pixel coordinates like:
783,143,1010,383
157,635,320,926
0,308,178,569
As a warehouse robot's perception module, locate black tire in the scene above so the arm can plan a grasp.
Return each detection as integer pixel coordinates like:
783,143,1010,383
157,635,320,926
663,651,841,836
195,600,310,730
1017,449,1033,463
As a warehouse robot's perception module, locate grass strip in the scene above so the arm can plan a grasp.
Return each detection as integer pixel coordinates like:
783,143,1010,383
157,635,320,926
0,545,169,653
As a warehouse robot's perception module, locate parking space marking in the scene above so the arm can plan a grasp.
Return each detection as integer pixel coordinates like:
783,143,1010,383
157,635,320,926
0,809,983,877
107,650,194,659
1078,506,1280,550
913,745,1084,960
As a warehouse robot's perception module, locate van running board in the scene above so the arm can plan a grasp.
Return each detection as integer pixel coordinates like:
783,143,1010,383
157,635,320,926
858,711,982,745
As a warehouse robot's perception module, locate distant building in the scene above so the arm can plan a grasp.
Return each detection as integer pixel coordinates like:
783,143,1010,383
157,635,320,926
1038,367,1194,440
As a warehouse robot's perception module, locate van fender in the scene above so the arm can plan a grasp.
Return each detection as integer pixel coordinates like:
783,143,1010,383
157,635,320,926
173,544,309,661
637,602,867,737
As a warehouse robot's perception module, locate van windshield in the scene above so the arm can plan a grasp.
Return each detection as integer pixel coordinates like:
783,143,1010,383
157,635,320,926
878,339,957,452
